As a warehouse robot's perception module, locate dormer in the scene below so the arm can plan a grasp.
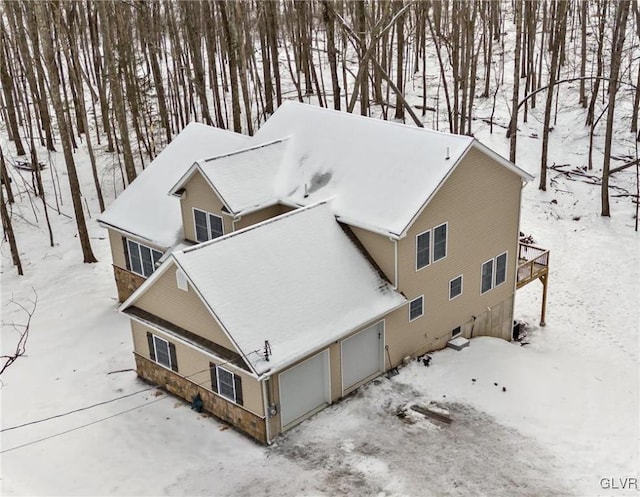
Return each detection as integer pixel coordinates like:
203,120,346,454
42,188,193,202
168,138,291,244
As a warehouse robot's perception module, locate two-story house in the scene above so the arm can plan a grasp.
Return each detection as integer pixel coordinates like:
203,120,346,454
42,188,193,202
99,102,534,444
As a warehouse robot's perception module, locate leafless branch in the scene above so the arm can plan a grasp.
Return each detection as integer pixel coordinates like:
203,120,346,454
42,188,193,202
0,289,37,376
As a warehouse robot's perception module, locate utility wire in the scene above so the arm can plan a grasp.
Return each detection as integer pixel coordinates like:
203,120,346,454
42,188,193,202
1,397,166,454
2,349,260,434
1,348,265,454
1,386,154,433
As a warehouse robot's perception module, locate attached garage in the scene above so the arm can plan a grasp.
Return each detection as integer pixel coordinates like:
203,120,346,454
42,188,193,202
278,350,331,429
341,321,384,393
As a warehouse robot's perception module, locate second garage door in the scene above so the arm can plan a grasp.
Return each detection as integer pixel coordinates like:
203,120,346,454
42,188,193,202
341,321,384,393
278,350,330,429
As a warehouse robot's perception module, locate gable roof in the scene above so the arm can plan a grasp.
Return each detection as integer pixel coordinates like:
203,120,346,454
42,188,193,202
242,101,532,238
169,138,289,216
126,202,406,375
98,123,249,248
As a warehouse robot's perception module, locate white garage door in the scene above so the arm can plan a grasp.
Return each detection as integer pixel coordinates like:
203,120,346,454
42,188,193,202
279,350,330,429
341,321,384,393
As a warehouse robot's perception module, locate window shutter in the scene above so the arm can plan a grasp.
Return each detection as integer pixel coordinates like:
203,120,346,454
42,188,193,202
122,237,131,270
169,343,178,372
210,362,218,393
233,374,243,406
147,332,156,361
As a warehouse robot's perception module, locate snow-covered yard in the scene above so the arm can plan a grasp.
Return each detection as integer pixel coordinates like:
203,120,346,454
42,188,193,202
2,153,638,496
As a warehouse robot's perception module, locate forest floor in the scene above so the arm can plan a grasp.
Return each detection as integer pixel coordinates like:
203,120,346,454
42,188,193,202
1,28,639,494
2,108,639,496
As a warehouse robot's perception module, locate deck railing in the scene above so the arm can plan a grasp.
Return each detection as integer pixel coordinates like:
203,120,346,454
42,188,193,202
517,243,549,288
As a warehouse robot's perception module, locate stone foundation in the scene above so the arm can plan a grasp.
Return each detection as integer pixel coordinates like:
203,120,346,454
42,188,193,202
114,266,146,302
134,353,267,444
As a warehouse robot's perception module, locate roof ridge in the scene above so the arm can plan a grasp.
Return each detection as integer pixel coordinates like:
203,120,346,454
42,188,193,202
180,201,329,255
200,136,291,165
279,101,473,141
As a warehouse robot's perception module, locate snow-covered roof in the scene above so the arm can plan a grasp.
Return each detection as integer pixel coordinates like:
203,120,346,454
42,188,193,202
169,138,288,216
246,102,485,237
170,202,405,375
98,123,249,248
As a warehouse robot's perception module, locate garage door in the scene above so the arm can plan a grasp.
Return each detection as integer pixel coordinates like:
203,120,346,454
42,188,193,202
341,321,384,393
279,350,330,429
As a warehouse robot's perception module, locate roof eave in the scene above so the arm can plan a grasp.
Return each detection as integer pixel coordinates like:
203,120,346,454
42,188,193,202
97,220,173,251
255,297,408,380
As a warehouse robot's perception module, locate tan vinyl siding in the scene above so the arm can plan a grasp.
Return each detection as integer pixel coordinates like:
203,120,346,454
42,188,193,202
108,229,127,269
388,147,522,355
234,204,294,230
329,342,342,402
135,262,238,352
180,171,232,242
350,226,396,284
131,320,264,416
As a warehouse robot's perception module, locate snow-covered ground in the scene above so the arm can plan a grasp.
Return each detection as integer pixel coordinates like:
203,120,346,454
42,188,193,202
2,28,639,495
2,119,638,496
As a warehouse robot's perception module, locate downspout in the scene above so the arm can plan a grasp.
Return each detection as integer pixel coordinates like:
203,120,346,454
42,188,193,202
392,238,399,289
511,181,526,332
232,216,242,232
261,378,272,445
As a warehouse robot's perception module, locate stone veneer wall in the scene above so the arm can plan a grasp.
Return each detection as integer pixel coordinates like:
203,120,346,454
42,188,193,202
114,266,146,302
134,354,267,444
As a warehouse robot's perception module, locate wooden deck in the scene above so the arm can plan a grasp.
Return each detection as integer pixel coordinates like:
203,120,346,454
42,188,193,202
517,243,549,289
516,243,550,325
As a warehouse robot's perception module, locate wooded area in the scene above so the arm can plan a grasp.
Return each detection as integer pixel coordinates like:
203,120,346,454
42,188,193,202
1,0,638,271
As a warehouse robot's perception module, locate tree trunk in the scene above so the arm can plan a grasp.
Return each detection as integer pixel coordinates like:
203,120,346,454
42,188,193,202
0,24,26,156
99,2,136,184
508,0,523,162
394,1,405,121
539,0,568,191
34,3,97,263
218,1,242,132
0,147,22,275
601,0,630,217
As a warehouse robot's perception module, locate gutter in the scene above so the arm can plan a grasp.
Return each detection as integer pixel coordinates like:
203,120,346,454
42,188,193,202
255,299,408,381
97,220,171,251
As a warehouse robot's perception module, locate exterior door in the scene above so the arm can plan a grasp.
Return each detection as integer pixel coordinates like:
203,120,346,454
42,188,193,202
341,321,384,393
278,350,330,429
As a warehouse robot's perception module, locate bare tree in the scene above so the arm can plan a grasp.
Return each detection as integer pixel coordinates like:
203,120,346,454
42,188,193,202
34,3,97,263
601,0,630,217
0,290,36,375
539,0,568,191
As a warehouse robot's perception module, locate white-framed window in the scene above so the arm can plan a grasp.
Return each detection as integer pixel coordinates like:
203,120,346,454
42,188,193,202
194,208,223,242
146,332,178,372
125,239,162,277
481,251,508,294
481,259,494,294
416,231,430,270
210,363,244,405
452,326,462,338
495,252,508,287
416,222,448,270
433,223,447,262
409,295,424,322
449,275,463,300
